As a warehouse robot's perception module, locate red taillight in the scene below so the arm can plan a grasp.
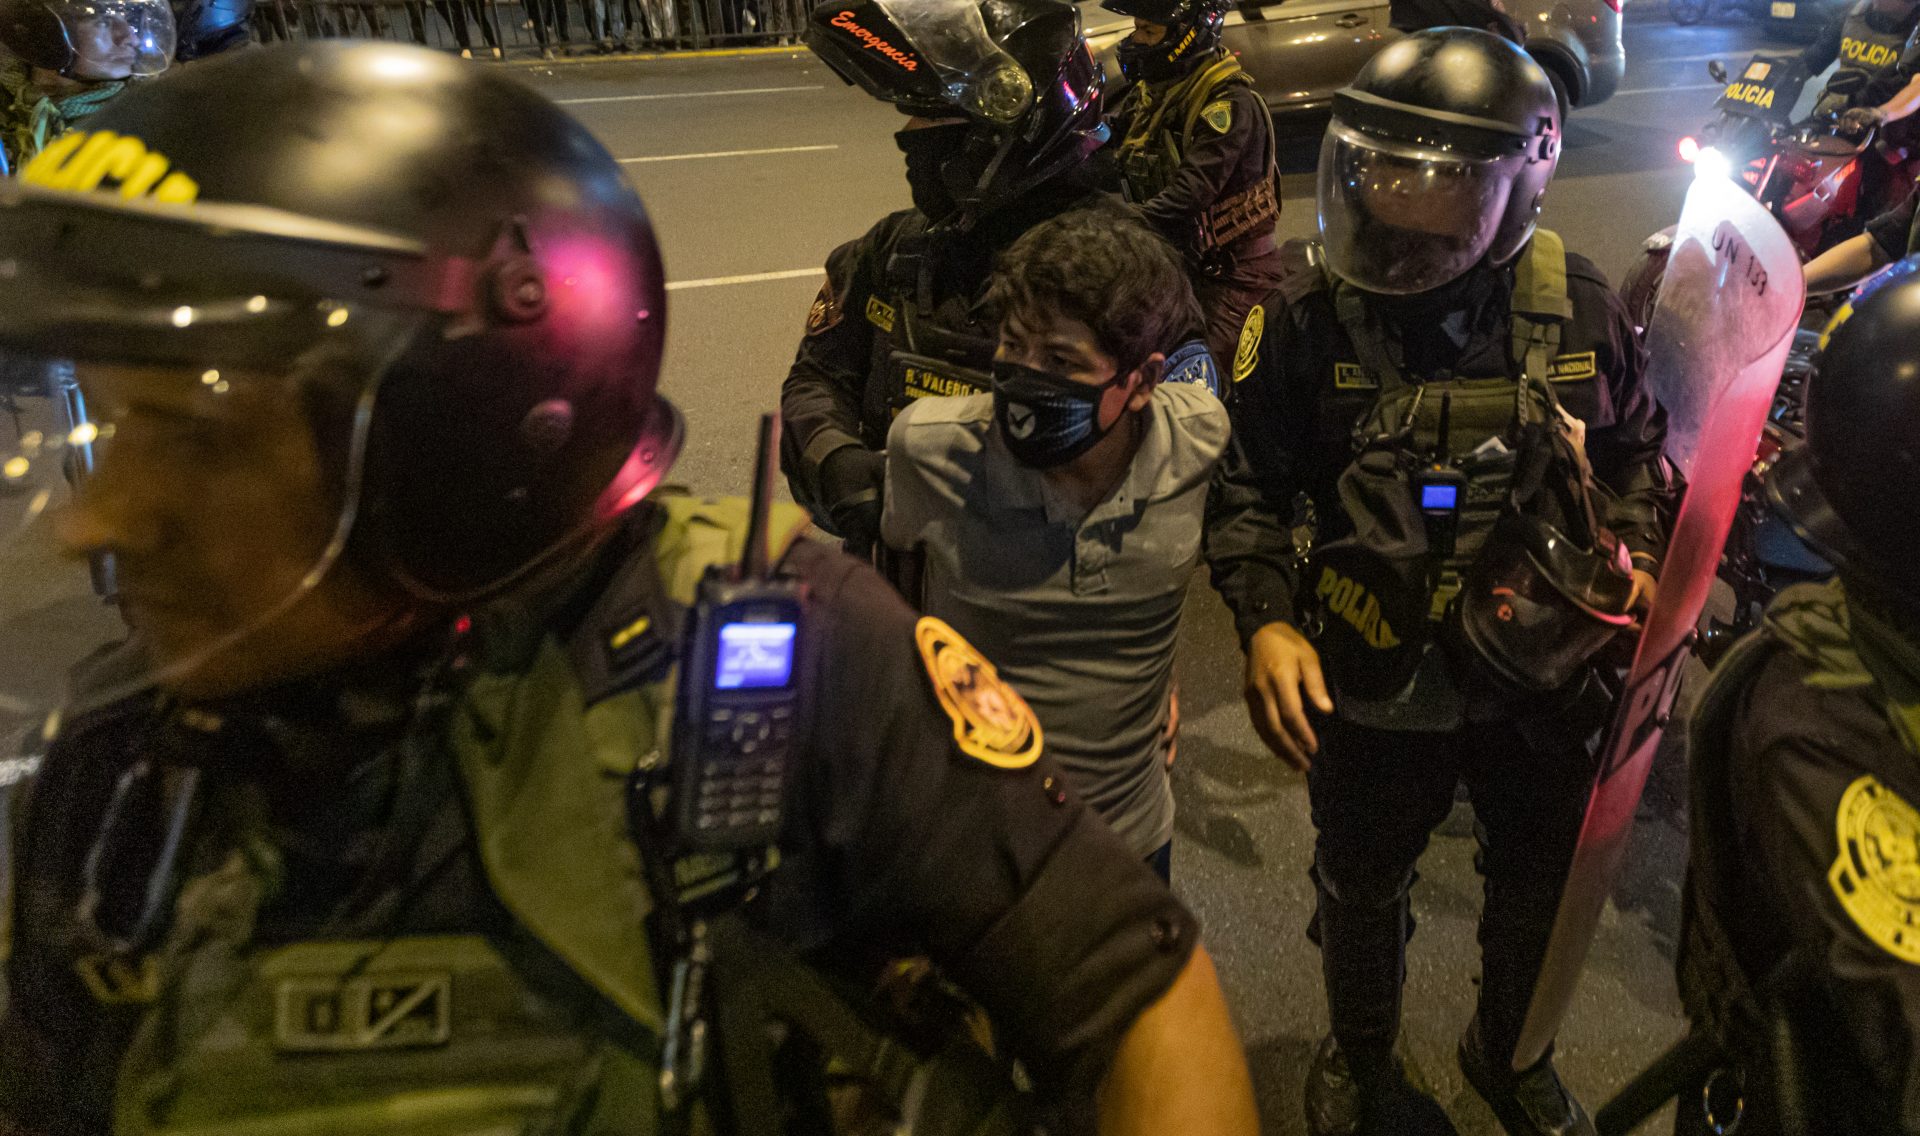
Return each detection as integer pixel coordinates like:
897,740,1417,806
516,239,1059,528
1678,136,1700,163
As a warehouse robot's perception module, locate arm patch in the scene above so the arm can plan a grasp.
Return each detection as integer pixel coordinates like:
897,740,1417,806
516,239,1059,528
1828,774,1920,964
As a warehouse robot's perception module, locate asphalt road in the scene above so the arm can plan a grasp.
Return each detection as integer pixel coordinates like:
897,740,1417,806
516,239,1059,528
0,8,1816,1133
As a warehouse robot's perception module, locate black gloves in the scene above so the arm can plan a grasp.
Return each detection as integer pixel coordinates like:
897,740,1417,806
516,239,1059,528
820,445,886,557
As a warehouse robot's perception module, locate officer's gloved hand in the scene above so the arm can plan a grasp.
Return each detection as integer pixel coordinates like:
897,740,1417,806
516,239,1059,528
820,445,886,558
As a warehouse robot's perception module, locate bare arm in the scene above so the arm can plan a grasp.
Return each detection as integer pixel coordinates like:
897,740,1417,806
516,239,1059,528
1096,946,1260,1136
1804,232,1890,294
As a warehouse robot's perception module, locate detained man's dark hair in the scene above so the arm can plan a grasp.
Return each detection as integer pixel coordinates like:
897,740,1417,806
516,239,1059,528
987,204,1205,375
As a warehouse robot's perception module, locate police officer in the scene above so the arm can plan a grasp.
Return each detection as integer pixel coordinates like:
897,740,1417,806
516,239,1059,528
1804,0,1920,123
781,0,1113,556
1671,260,1920,1136
1204,29,1671,1136
1100,0,1282,372
0,42,1261,1136
0,0,171,170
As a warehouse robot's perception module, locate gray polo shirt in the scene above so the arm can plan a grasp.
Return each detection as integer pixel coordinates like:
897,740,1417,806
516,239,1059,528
881,384,1230,857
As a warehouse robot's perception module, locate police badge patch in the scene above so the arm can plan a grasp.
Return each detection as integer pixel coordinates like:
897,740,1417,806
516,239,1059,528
914,617,1043,770
805,282,843,336
1828,774,1920,963
1233,304,1264,383
1200,100,1233,134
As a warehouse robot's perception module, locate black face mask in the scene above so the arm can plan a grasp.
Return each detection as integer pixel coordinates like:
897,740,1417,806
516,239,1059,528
991,360,1126,469
895,122,971,222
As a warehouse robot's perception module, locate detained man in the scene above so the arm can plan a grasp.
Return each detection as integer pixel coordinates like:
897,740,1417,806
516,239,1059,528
881,206,1229,880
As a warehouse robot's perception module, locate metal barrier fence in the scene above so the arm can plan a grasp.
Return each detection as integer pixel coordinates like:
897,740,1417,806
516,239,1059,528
251,0,814,58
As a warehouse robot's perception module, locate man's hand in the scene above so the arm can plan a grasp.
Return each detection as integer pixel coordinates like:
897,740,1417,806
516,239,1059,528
820,445,886,557
1841,104,1886,133
1628,568,1658,615
1243,621,1332,772
1096,945,1259,1136
1163,681,1180,769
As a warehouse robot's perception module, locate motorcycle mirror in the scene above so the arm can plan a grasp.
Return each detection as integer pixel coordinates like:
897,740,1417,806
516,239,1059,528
1707,59,1728,83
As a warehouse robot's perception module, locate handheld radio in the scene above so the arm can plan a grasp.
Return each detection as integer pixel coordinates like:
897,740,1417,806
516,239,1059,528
667,414,811,853
1415,391,1466,559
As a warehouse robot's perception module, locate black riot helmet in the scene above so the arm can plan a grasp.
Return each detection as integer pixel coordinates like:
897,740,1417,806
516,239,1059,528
1770,256,1920,598
0,0,173,78
807,0,1106,225
1318,27,1560,295
1102,0,1228,83
0,42,678,606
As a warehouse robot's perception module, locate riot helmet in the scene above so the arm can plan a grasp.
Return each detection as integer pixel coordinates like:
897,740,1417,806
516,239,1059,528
1318,27,1560,296
169,0,251,61
1101,0,1228,83
0,0,172,78
1770,256,1920,598
0,42,677,705
1455,514,1635,692
807,0,1105,226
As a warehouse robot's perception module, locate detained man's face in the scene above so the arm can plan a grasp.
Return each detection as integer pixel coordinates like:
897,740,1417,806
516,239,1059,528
67,11,138,80
995,307,1156,426
54,362,419,699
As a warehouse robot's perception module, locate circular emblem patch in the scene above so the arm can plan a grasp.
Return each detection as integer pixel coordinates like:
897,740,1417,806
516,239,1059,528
804,282,843,337
1233,304,1264,384
1828,774,1920,963
914,616,1042,770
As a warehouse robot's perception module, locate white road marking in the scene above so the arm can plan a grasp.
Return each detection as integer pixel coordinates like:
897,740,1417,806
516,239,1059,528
667,268,822,291
1613,82,1726,96
621,144,838,163
557,84,823,105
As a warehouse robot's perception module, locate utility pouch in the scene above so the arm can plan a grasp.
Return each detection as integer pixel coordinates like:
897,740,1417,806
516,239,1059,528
1303,449,1435,702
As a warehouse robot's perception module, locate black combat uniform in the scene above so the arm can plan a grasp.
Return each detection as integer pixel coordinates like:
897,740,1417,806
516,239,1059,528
1803,0,1920,116
1206,239,1669,1078
1105,41,1284,371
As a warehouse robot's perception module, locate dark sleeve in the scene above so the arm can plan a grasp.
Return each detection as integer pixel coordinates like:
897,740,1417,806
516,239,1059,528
1803,10,1846,76
1869,194,1919,260
1571,261,1674,570
780,218,892,514
1732,662,1920,1131
1137,86,1271,244
771,539,1196,1095
1204,296,1309,646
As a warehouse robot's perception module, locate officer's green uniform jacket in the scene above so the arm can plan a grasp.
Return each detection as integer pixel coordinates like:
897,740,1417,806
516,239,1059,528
1679,577,1920,1134
0,499,1196,1134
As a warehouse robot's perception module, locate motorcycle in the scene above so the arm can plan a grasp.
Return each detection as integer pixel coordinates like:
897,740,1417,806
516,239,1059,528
1620,56,1917,331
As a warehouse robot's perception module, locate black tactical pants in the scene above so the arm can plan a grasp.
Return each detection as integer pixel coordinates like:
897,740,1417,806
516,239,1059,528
1306,715,1599,1068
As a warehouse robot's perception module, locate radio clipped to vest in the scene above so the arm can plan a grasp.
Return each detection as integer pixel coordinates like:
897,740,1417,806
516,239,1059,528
666,413,814,856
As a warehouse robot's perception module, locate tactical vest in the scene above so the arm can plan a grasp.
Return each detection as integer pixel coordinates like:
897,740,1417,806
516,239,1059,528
1820,1,1918,113
860,221,998,448
94,497,915,1136
1678,580,1912,1135
1113,53,1281,259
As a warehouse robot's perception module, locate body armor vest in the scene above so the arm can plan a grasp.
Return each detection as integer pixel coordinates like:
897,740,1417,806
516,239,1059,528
860,224,997,448
1818,1,1918,115
92,497,842,1136
1112,52,1281,260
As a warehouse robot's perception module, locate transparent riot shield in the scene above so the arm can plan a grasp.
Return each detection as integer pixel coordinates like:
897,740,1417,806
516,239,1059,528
1513,171,1805,1071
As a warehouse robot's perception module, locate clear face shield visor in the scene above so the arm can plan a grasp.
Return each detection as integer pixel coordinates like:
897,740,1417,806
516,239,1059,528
58,0,174,79
1317,121,1521,296
0,188,462,749
813,0,1035,124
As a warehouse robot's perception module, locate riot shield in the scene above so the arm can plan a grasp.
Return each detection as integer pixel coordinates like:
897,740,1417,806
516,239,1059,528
1512,172,1804,1071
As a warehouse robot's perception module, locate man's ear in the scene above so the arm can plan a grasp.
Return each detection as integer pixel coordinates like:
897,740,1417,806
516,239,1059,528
1127,353,1166,412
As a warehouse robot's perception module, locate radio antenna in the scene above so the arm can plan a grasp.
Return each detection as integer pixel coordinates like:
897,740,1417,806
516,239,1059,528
739,413,779,582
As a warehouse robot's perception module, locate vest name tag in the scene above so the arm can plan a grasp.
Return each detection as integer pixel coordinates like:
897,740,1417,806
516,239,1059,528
1333,362,1376,390
1548,351,1598,382
275,972,453,1052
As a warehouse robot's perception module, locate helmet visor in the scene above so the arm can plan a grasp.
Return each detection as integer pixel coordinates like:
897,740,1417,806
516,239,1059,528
1317,122,1518,296
810,0,1033,123
59,0,174,79
0,210,429,741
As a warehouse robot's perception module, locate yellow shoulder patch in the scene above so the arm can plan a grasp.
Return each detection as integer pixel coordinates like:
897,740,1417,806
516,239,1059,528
1232,304,1264,383
914,616,1042,770
1548,351,1598,383
865,295,897,334
1828,774,1920,964
1200,99,1234,135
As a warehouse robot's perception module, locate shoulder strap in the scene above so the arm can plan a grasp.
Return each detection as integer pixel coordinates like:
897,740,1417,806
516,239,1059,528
1510,228,1571,385
1178,54,1252,145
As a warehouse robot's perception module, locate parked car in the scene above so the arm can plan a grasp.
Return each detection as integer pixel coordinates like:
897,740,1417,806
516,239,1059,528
1082,0,1622,118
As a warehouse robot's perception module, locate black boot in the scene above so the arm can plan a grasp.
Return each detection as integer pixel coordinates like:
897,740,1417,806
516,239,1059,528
1458,1019,1596,1136
1305,1035,1459,1136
